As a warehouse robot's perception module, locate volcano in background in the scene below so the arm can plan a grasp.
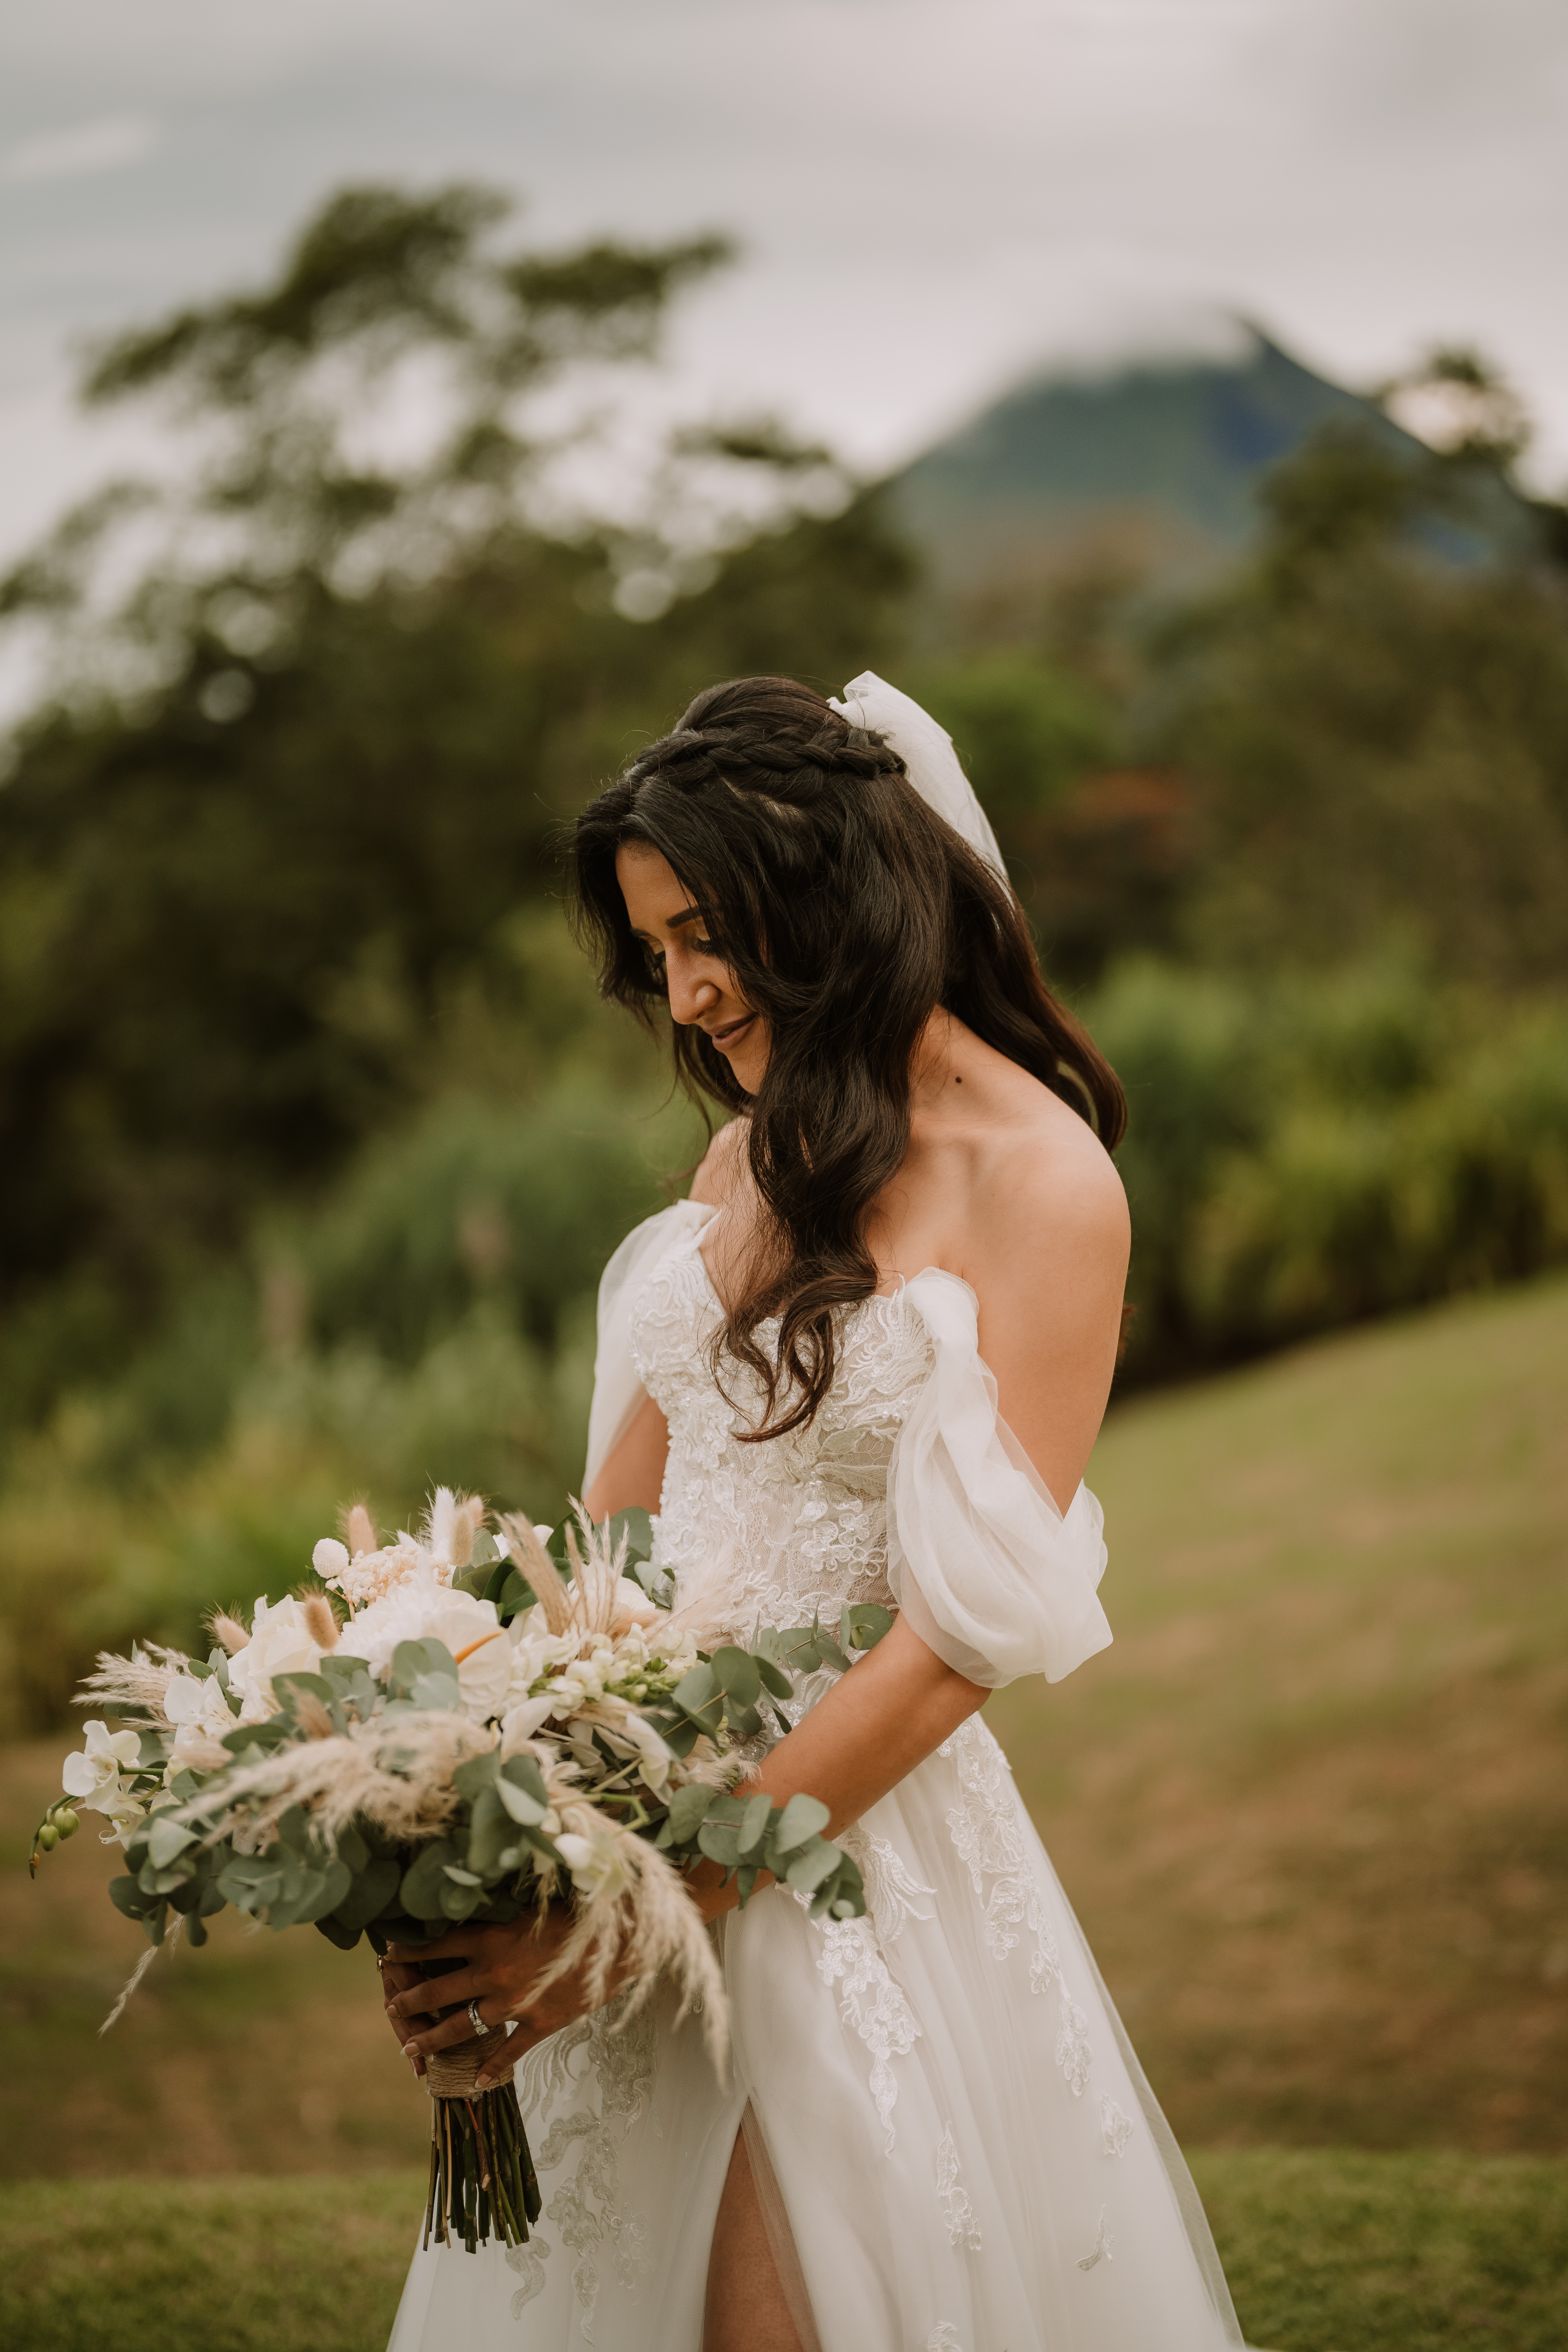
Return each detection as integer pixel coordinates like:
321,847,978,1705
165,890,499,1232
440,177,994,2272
884,321,1530,599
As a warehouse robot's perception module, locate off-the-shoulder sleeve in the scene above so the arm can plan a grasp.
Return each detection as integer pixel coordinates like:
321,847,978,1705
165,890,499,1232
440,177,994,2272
583,1200,716,1492
886,1269,1112,1690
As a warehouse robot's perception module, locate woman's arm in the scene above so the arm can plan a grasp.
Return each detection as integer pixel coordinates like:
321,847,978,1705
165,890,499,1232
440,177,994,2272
385,1616,984,2084
582,1390,669,1521
967,1136,1130,1514
580,1119,748,1520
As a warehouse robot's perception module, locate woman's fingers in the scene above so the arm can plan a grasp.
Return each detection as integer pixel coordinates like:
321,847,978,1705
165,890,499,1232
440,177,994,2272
475,2029,522,2092
401,2004,493,2061
385,1929,483,1966
385,1965,486,2023
377,1954,428,2074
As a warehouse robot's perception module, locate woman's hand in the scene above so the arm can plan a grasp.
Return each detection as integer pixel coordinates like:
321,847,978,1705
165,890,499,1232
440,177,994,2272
379,1620,983,2089
383,1909,627,2091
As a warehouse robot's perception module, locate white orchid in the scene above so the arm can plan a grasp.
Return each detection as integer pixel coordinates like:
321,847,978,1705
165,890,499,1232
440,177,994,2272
163,1671,237,1772
498,1695,556,1749
596,1702,677,1795
63,1719,149,1838
553,1826,630,1905
63,1719,142,1803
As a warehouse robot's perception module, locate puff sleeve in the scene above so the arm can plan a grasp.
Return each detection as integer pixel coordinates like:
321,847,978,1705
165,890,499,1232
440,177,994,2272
886,1269,1112,1690
582,1199,716,1492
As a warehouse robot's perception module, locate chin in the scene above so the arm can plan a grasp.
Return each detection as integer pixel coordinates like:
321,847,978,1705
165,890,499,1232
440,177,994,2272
728,1046,769,1095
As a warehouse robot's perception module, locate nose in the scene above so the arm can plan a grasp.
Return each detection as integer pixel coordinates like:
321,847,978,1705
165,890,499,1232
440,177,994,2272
666,966,720,1025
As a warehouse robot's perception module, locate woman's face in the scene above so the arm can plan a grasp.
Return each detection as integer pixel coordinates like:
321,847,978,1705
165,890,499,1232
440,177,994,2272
617,842,770,1093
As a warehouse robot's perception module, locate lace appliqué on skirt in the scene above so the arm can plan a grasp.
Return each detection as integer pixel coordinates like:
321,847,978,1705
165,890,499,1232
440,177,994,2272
841,1824,936,1946
1077,2207,1115,2271
939,1716,1094,2097
1100,2095,1134,2157
506,1995,658,2337
800,1897,921,2154
935,2122,983,2252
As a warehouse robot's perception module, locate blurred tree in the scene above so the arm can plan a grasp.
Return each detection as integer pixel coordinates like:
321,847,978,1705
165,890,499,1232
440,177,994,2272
1139,403,1568,985
909,652,1196,986
0,184,913,1425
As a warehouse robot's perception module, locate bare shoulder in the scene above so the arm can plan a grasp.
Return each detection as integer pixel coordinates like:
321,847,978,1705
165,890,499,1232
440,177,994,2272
978,1087,1129,1275
688,1117,751,1208
962,1089,1129,1508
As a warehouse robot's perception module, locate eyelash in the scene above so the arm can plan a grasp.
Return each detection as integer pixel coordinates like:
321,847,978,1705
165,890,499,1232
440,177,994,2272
648,938,716,976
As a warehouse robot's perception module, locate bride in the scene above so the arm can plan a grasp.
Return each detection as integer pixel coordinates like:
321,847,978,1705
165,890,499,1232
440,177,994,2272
381,674,1243,2351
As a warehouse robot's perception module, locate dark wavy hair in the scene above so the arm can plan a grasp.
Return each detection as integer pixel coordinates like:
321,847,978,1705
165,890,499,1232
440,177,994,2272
573,675,1125,1440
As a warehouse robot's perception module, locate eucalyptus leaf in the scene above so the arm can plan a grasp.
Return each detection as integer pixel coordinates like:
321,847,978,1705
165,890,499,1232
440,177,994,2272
664,1782,718,1843
773,1793,830,1854
697,1818,742,1867
146,1815,197,1870
496,1775,547,1828
710,1648,761,1708
736,1792,774,1857
602,1504,654,1565
783,1837,840,1894
842,1601,895,1653
501,1752,549,1808
452,1751,500,1803
331,1855,403,1931
400,1840,464,1920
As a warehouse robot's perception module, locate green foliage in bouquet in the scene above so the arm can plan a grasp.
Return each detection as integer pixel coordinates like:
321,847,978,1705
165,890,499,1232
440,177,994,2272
33,1492,889,2250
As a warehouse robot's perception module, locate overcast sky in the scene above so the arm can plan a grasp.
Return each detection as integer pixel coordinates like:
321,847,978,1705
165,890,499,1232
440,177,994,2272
3,0,1567,562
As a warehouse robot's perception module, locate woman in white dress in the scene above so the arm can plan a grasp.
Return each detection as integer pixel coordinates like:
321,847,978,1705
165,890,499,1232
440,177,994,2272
383,674,1244,2352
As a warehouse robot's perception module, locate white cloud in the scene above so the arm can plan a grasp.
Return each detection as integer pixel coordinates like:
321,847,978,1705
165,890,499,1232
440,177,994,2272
2,114,160,184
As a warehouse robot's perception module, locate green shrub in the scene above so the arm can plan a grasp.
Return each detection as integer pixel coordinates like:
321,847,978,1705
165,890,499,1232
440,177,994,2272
1094,960,1568,1377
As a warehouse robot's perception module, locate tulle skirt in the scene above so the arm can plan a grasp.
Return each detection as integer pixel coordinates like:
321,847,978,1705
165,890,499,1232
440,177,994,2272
387,1718,1242,2352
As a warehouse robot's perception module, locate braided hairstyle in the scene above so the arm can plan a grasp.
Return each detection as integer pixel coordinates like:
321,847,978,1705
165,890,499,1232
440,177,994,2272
573,675,1125,1442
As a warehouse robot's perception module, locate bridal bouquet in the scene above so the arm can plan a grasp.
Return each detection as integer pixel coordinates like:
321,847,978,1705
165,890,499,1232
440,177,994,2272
33,1491,887,2254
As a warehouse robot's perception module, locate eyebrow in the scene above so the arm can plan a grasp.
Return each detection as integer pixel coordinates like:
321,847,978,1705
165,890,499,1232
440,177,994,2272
630,904,706,946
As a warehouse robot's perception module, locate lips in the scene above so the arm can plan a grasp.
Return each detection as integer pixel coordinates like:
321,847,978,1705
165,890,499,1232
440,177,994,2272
704,1013,756,1053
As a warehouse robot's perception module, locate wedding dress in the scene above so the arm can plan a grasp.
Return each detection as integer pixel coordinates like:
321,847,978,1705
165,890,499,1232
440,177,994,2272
388,1199,1244,2352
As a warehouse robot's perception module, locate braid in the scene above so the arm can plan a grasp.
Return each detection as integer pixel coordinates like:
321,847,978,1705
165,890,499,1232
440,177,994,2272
624,686,908,813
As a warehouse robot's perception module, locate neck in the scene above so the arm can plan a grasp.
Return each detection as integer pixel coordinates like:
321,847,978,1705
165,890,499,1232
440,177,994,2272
908,1009,971,1115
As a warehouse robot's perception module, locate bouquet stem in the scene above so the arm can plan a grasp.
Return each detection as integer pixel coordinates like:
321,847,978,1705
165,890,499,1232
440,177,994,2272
422,2034,541,2254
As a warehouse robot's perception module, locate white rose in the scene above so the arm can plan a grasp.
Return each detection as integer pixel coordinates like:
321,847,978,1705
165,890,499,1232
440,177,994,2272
63,1719,142,1811
226,1596,328,1721
339,1572,512,1719
611,1577,662,1637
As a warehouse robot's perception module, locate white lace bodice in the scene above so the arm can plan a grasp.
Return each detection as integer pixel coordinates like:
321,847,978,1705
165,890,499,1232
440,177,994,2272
629,1214,934,1641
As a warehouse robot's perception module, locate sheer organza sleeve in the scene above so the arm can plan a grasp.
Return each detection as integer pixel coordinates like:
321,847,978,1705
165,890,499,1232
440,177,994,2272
886,1268,1113,1690
583,1200,716,1492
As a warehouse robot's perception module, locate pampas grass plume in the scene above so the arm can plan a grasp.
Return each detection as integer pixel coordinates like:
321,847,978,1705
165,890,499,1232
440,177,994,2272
210,1612,249,1657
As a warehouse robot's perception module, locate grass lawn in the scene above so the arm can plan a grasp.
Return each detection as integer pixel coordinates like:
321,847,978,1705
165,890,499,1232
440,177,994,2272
992,1272,1568,2151
0,2155,1563,2352
0,1275,1564,2200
